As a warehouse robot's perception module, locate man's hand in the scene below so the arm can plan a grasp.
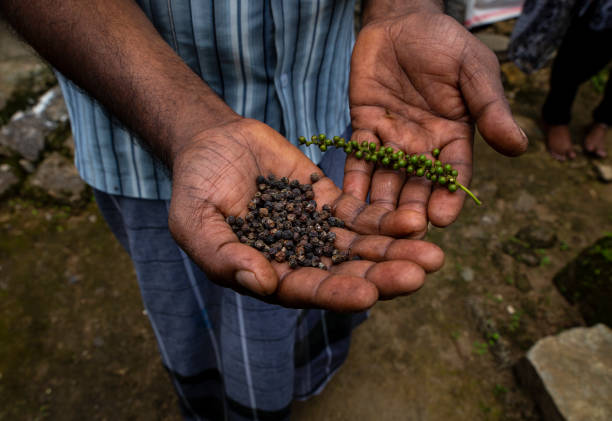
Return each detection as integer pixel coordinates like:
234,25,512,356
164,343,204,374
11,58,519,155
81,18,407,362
347,11,528,234
169,118,444,312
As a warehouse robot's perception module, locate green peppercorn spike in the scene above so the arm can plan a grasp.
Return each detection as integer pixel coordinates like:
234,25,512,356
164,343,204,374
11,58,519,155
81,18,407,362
299,135,481,205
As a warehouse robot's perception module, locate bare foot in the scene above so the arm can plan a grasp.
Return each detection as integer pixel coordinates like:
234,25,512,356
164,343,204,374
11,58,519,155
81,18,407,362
545,125,576,161
584,123,608,158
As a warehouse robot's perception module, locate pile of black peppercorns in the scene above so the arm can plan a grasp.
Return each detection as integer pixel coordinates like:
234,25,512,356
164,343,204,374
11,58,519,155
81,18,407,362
227,174,349,270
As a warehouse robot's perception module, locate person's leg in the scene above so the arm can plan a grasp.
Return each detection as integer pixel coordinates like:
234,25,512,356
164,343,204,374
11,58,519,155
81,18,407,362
585,61,612,157
542,19,612,160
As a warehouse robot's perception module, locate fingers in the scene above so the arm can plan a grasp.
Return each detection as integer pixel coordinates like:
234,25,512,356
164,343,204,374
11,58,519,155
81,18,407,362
333,192,428,237
274,267,379,312
329,260,426,300
459,43,528,156
333,228,445,273
169,198,279,296
428,137,472,226
342,128,376,202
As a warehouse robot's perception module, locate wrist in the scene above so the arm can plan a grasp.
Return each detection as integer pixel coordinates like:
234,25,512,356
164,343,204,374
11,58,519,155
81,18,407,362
361,0,444,26
167,109,244,169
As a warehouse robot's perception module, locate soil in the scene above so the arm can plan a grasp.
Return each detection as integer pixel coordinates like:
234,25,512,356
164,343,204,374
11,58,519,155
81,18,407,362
1,21,612,421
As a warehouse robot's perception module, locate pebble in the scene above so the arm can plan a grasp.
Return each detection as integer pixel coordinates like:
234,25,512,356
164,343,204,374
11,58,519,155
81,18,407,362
507,305,516,314
460,266,474,282
514,191,537,213
593,162,612,182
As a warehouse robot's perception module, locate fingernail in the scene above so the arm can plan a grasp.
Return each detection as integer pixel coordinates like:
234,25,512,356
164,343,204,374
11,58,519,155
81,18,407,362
518,126,528,141
236,270,264,295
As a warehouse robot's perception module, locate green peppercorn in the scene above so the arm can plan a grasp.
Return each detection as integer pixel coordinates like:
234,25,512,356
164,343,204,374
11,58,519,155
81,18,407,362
438,176,447,185
419,154,427,162
398,159,407,168
435,160,442,167
319,134,326,141
369,154,378,163
369,142,377,151
365,152,372,161
361,141,369,149
451,169,458,177
391,152,399,161
444,164,452,172
386,147,394,154
416,168,425,177
333,135,340,141
344,145,353,154
448,184,457,192
425,172,432,180
337,139,346,147
355,150,363,159
433,148,440,157
299,136,306,144
436,166,444,175
393,163,399,170
382,157,390,166
320,144,327,152
425,159,432,168
430,174,437,182
407,165,414,173
351,140,358,148
410,155,418,165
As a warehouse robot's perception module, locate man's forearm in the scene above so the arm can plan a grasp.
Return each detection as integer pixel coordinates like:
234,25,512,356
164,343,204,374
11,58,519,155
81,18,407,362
1,0,239,167
362,0,444,25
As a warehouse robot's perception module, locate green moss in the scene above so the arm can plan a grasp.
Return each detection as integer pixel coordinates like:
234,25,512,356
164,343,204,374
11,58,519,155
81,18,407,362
553,236,612,327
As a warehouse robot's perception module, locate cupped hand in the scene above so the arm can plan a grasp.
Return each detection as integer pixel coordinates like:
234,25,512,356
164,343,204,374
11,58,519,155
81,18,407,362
347,12,528,233
168,118,444,312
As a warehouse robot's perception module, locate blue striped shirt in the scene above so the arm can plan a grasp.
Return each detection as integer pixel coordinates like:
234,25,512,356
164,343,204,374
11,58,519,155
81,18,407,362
57,0,355,199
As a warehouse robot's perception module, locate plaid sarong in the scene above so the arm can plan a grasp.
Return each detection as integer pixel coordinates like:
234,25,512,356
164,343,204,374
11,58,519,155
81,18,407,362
93,144,366,420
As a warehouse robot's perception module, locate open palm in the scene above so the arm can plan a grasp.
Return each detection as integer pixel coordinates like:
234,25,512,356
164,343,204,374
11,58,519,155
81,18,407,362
347,12,527,235
169,118,444,312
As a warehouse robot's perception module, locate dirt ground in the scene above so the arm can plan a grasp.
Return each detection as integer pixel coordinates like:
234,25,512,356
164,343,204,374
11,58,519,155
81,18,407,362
1,21,611,421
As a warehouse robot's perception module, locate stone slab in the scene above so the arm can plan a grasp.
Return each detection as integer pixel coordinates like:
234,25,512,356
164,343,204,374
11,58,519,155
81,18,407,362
515,324,612,421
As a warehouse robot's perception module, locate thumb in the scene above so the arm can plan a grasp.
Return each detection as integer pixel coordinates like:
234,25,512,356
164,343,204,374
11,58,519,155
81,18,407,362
459,43,528,156
168,199,279,296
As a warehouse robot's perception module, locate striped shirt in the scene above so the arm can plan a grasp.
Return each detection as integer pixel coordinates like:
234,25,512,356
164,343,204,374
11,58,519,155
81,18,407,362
57,0,355,199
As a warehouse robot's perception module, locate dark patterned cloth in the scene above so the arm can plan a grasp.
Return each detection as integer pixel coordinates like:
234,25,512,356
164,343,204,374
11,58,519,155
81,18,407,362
508,0,612,73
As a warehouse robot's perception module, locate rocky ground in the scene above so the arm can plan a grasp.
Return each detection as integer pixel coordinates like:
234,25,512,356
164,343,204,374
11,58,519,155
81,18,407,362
1,19,611,421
